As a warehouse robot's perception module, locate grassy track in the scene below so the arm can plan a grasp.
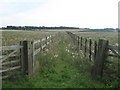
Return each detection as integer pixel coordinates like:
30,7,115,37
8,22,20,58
3,32,112,88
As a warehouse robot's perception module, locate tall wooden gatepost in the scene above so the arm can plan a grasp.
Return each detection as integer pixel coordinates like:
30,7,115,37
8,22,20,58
20,41,34,76
91,39,109,80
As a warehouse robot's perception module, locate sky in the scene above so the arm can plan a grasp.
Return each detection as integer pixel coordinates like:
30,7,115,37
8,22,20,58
0,0,119,29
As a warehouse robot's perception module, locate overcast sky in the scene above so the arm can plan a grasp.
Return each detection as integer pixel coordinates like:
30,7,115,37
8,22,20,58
0,0,119,29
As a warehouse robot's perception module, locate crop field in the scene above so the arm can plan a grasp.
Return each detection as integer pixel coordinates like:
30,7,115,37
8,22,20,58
1,31,55,46
73,32,119,46
1,30,119,88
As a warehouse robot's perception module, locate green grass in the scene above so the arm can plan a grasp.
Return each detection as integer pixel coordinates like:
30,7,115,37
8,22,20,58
3,32,117,88
2,31,119,88
73,32,119,80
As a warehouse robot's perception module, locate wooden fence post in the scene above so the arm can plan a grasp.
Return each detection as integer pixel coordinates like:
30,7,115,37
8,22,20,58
94,41,97,61
46,36,48,47
91,39,109,80
77,36,80,50
31,41,34,73
51,35,54,43
73,34,76,45
80,37,83,50
51,35,52,43
89,39,92,61
20,40,33,76
40,38,43,52
84,38,87,57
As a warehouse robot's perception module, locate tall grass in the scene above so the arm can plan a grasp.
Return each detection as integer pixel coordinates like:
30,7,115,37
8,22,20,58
2,31,119,88
2,31,54,46
73,32,118,46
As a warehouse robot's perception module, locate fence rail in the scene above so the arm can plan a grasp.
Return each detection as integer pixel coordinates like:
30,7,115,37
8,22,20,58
107,46,120,50
0,54,20,59
0,33,59,79
0,46,23,51
1,59,20,66
66,31,120,80
0,50,20,63
0,66,21,73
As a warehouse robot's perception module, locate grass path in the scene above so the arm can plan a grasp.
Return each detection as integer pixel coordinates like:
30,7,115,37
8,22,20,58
3,32,108,88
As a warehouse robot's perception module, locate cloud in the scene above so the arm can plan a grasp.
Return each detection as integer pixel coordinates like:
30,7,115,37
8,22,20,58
0,0,48,3
0,0,49,26
0,0,48,16
0,0,119,28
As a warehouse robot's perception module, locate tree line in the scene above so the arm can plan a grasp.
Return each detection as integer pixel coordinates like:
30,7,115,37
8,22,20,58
79,28,119,32
2,26,80,30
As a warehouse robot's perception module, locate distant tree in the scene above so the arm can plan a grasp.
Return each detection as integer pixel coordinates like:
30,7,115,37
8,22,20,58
3,26,80,30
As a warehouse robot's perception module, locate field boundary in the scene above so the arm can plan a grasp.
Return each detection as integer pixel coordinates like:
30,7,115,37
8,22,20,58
0,33,59,79
66,31,120,80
